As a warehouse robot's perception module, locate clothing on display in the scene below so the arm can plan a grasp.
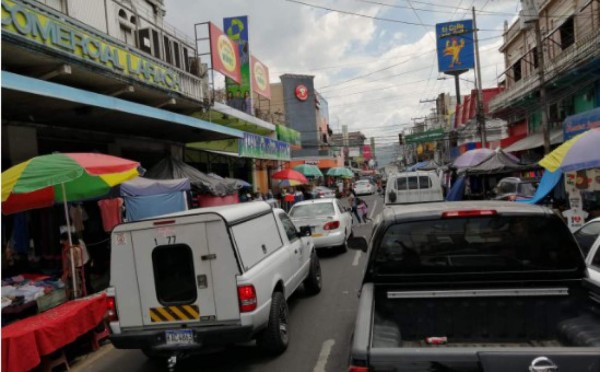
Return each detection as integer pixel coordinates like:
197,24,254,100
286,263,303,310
562,208,589,232
69,204,88,234
97,198,123,232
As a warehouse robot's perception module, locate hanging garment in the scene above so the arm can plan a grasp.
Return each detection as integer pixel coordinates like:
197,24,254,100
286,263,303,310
11,213,29,255
69,204,88,234
97,198,124,232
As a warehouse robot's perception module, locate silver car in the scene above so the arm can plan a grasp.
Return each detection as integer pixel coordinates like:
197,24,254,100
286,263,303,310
353,180,376,195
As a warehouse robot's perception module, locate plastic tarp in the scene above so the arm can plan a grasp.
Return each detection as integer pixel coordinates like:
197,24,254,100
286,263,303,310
120,177,190,197
462,150,537,175
124,192,187,221
145,158,236,196
518,169,563,204
446,175,466,201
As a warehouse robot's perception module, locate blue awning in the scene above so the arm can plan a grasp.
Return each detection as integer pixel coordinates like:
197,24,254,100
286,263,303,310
1,71,244,143
563,107,600,141
518,169,562,204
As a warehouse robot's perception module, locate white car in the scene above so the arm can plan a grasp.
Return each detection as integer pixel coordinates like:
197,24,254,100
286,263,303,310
574,217,600,256
353,180,376,196
585,235,600,287
289,199,353,252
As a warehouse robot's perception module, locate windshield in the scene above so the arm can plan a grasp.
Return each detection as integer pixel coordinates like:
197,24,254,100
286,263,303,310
290,203,335,218
374,215,580,275
356,180,370,185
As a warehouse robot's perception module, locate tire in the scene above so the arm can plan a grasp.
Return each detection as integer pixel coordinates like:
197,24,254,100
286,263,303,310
338,230,348,253
303,252,322,295
257,292,289,355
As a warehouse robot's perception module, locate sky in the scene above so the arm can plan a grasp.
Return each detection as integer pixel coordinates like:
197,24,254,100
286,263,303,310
165,0,521,164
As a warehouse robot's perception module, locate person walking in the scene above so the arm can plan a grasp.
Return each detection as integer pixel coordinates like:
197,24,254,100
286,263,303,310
357,198,371,223
349,192,362,224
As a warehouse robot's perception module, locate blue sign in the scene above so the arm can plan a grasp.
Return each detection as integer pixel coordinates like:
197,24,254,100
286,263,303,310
563,107,600,140
436,20,475,73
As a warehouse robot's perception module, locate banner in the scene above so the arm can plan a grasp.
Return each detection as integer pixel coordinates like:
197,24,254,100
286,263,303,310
276,125,301,149
436,20,474,73
405,128,445,144
251,55,271,99
209,22,241,83
239,133,291,161
223,16,250,113
563,107,600,140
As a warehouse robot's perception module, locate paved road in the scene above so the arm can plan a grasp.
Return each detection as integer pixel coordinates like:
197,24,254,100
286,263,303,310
79,194,384,372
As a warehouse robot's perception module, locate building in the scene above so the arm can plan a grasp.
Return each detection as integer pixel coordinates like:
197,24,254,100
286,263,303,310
489,0,600,161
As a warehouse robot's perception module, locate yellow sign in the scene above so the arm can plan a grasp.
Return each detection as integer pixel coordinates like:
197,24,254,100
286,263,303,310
217,34,236,73
1,0,180,91
254,61,268,91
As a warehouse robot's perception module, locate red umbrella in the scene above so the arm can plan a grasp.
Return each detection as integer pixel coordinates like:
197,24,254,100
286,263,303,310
272,169,308,184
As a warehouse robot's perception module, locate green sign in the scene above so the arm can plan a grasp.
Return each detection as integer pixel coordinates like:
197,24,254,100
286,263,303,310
224,16,251,113
276,125,301,148
239,133,290,161
405,128,445,144
1,0,180,91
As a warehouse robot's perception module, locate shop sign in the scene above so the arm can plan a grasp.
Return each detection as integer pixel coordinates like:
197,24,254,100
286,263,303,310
239,133,291,161
405,128,445,144
1,0,180,91
276,124,301,148
210,22,241,84
305,160,319,166
563,107,600,140
295,84,308,101
436,20,474,73
251,54,271,99
223,16,247,106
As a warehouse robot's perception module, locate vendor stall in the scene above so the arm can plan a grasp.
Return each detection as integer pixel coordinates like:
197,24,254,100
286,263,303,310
120,177,191,221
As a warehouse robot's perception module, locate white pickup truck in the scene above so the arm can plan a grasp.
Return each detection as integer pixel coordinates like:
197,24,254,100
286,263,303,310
107,202,321,367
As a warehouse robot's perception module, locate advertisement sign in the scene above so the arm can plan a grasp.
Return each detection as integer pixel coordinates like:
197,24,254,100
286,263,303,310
295,84,309,101
276,125,301,149
1,0,180,91
406,128,445,144
223,16,250,112
239,133,291,161
250,55,271,99
436,20,474,73
209,22,241,84
563,107,600,140
362,145,373,161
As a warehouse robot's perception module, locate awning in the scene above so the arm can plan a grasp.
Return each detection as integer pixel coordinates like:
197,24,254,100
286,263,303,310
1,71,244,143
190,102,275,136
503,128,564,152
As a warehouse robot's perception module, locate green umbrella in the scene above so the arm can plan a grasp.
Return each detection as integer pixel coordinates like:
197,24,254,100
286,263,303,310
327,167,353,178
293,164,323,178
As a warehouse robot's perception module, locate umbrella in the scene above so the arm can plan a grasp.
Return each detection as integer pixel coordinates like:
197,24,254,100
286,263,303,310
233,179,252,188
326,167,354,178
293,164,323,178
272,169,308,184
539,128,600,172
279,179,305,187
2,153,140,297
452,148,495,168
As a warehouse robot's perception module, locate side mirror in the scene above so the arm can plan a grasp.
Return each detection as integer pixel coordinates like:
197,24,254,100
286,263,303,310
348,236,368,252
299,226,312,237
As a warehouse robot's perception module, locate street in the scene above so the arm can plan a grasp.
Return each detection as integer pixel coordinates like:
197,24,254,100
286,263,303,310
78,194,384,372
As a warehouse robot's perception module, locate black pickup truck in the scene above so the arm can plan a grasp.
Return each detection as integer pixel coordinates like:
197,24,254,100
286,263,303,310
348,201,600,372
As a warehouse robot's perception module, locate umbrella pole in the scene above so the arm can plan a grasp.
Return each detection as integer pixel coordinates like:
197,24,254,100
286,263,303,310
61,183,77,299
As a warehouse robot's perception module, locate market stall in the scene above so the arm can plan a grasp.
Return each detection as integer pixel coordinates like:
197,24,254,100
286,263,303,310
120,177,190,221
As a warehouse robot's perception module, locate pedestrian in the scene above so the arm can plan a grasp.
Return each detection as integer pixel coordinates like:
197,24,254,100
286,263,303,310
349,193,362,224
357,198,371,223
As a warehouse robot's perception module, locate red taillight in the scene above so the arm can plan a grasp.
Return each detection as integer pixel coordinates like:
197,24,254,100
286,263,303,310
237,285,257,313
508,195,517,201
348,366,369,372
318,192,325,197
323,220,340,230
442,209,497,218
107,296,118,322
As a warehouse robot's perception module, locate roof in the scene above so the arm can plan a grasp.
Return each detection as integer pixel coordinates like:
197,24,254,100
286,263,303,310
149,201,274,224
291,198,336,207
382,200,550,222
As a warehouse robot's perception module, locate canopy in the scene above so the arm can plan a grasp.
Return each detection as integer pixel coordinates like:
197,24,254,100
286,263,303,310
326,167,354,178
293,164,323,178
539,128,600,172
408,160,442,171
461,149,538,175
272,169,308,184
518,169,563,204
504,128,564,152
452,148,495,169
120,177,190,197
145,157,236,196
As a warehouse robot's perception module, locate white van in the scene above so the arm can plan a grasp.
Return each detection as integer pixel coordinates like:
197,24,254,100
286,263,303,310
107,202,321,365
384,171,444,205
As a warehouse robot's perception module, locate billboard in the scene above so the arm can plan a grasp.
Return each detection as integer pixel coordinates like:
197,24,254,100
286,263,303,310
239,133,291,161
251,55,271,99
209,23,241,83
224,16,251,113
436,20,474,73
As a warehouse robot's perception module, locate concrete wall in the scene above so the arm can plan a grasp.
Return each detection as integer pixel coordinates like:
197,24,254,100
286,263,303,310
3,126,39,165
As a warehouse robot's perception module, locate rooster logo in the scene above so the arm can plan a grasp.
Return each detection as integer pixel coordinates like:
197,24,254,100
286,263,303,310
443,37,465,68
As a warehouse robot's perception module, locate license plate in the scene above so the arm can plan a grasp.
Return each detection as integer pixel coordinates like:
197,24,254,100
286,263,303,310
165,329,194,345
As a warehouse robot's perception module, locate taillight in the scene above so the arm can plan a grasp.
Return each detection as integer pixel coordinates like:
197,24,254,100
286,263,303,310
318,192,324,197
442,209,497,218
508,195,517,201
348,366,369,372
107,296,118,322
237,285,257,312
323,221,340,230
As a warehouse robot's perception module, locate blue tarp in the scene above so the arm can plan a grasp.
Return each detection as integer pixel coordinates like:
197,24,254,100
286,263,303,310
124,192,186,221
518,170,563,204
446,175,466,201
407,161,429,171
120,177,190,197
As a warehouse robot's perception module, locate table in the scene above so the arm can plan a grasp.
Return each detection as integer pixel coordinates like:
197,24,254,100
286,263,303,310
1,293,107,372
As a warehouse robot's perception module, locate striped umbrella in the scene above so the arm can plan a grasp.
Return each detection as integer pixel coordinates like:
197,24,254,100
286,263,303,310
539,128,600,172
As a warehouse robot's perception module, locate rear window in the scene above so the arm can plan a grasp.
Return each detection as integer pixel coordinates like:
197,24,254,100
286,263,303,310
152,244,197,305
397,176,431,190
290,203,335,218
374,216,580,275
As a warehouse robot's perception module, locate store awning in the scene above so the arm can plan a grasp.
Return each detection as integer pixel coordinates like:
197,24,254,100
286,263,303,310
503,128,564,152
1,71,244,143
189,102,275,136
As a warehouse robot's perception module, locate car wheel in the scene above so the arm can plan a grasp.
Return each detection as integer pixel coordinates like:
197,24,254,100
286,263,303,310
303,251,322,295
338,231,348,253
257,291,289,355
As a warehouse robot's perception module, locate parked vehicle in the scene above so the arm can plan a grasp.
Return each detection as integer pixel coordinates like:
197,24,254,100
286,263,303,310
384,171,444,205
585,235,600,287
348,201,600,371
108,202,321,366
574,217,600,256
353,179,376,195
493,177,538,201
310,186,336,199
289,198,352,252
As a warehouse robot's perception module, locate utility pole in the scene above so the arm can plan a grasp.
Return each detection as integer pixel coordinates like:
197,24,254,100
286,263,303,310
472,6,487,148
533,11,550,154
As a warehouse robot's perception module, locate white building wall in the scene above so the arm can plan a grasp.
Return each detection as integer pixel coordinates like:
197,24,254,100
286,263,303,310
67,0,108,33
